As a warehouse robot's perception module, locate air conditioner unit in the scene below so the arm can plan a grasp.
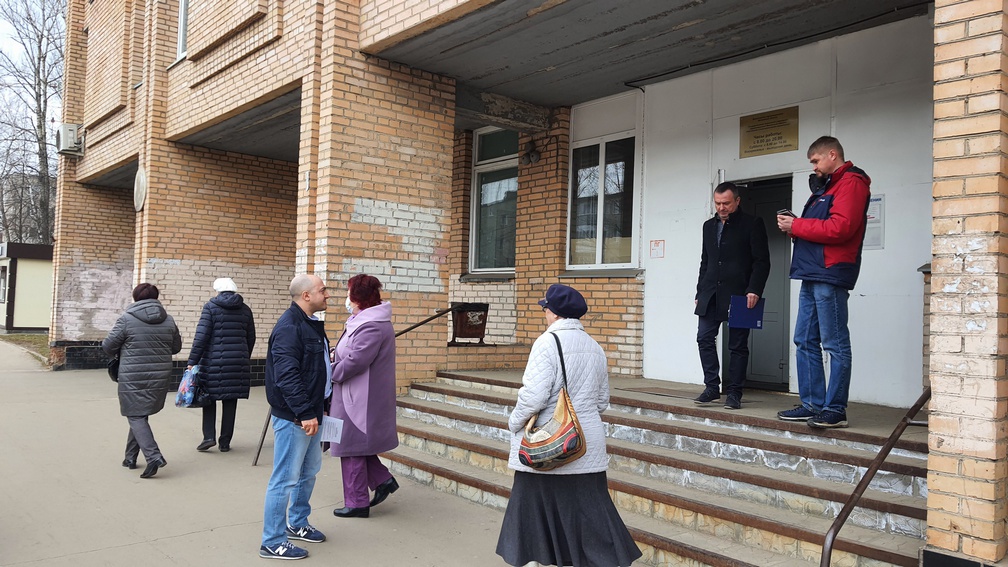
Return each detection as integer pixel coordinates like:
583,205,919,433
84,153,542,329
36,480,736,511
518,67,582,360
56,123,82,156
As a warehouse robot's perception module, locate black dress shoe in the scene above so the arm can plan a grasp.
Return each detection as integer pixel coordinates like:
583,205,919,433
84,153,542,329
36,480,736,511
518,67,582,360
219,443,230,453
369,477,399,507
333,506,369,518
122,459,137,470
196,439,216,452
140,458,167,479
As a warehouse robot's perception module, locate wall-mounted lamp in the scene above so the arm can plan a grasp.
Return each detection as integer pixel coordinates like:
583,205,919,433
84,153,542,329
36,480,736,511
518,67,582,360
520,141,540,165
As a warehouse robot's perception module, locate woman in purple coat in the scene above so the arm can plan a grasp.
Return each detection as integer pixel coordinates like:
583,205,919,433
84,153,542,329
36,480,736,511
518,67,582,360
330,274,399,518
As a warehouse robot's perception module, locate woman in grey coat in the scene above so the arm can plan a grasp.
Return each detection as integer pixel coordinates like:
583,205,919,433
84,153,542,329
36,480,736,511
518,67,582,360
102,283,182,479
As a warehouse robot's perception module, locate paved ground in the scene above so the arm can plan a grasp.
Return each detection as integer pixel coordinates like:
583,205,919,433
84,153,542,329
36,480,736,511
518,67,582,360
0,340,509,567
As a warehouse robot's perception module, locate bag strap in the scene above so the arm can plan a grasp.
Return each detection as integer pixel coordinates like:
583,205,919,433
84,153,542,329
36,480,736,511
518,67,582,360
548,331,568,390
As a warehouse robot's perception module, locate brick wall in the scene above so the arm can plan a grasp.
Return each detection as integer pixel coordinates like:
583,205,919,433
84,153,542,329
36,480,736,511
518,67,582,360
515,113,644,376
449,279,517,343
358,0,493,53
50,181,136,345
311,1,457,391
927,0,1008,563
138,145,298,360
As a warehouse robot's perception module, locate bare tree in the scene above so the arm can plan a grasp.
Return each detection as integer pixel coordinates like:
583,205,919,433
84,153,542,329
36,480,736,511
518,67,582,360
0,0,64,244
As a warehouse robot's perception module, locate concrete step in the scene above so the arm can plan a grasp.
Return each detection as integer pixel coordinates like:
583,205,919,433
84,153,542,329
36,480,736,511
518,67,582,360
395,409,925,538
403,387,927,498
406,372,928,565
382,444,795,567
382,441,918,566
434,371,929,457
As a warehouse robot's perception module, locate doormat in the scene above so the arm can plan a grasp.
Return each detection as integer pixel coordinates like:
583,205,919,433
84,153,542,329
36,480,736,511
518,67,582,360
616,386,694,400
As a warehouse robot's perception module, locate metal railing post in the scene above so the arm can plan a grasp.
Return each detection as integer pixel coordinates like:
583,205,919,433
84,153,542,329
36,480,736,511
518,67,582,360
820,386,931,566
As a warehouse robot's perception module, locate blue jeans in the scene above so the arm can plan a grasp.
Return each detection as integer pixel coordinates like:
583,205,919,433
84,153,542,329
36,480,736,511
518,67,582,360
794,281,852,413
262,417,322,547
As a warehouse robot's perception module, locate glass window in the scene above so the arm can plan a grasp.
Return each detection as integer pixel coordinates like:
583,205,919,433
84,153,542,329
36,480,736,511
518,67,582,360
568,136,636,267
0,265,6,302
176,0,189,59
471,128,519,272
477,129,519,162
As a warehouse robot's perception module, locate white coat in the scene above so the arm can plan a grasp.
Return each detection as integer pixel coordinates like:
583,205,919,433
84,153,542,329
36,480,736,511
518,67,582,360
507,318,610,475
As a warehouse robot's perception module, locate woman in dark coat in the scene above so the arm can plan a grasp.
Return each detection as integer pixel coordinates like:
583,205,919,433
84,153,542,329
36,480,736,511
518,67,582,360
330,274,399,519
102,283,182,479
186,277,256,453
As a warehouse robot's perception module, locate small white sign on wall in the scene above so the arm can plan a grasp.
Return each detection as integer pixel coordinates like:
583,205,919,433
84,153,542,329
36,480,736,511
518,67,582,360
650,240,665,259
864,194,884,250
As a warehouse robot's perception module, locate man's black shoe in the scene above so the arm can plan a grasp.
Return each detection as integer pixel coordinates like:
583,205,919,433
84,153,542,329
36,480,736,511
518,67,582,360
197,439,216,452
122,459,137,470
724,394,741,410
693,387,720,405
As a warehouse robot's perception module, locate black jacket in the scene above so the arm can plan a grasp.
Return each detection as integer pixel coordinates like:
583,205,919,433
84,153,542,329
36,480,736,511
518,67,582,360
186,292,256,400
264,302,329,424
695,209,771,321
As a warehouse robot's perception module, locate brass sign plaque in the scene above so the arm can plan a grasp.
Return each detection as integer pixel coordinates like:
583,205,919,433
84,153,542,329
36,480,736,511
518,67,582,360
739,106,799,158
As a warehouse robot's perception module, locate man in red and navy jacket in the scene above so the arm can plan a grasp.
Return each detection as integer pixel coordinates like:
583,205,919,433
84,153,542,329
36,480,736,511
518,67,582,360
775,136,870,429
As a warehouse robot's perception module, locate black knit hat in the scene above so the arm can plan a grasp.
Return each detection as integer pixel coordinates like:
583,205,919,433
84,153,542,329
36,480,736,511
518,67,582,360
537,284,588,319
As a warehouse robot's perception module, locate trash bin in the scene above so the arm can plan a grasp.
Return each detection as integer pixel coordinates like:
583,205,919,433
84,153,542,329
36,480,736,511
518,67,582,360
450,302,489,345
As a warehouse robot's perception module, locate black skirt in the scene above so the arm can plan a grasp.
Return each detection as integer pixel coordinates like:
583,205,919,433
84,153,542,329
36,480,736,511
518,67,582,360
496,471,642,567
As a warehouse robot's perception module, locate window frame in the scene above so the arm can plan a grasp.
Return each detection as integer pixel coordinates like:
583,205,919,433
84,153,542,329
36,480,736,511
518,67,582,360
176,0,189,61
565,129,641,270
468,126,519,275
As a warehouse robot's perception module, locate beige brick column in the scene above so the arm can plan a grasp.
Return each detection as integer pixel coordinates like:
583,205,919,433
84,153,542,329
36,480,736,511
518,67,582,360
929,1,1008,562
50,0,135,360
314,1,456,390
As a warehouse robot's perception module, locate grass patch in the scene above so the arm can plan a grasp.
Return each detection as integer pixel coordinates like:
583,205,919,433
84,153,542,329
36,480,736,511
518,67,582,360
0,333,50,359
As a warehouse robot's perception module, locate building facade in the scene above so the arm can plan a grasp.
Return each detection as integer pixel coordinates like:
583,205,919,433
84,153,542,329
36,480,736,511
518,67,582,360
54,0,1007,564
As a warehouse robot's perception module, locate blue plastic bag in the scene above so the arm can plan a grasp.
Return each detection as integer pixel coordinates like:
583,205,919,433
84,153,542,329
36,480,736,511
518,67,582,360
176,365,209,408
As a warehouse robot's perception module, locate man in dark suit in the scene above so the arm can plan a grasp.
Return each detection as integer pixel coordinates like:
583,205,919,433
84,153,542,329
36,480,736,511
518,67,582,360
694,182,771,410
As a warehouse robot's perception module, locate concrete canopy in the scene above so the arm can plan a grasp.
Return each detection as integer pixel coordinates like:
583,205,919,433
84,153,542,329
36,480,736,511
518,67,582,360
152,1,930,160
371,0,929,126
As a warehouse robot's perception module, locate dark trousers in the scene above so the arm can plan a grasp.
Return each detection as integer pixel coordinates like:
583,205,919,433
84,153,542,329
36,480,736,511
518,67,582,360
202,398,238,445
697,315,751,398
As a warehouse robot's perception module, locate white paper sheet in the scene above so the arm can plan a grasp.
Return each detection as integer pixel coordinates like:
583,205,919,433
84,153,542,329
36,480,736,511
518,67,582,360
320,415,344,443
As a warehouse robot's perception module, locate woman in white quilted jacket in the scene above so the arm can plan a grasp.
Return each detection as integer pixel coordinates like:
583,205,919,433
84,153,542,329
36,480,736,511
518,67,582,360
496,284,642,567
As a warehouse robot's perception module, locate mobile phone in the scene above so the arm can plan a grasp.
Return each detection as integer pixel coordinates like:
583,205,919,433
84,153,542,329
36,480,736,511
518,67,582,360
776,208,796,217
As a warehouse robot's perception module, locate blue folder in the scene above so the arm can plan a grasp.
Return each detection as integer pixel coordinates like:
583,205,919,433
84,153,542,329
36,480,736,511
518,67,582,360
728,295,765,329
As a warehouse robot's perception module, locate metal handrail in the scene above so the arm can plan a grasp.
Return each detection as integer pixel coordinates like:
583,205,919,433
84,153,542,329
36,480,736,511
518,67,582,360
252,306,455,466
395,307,452,337
820,386,931,566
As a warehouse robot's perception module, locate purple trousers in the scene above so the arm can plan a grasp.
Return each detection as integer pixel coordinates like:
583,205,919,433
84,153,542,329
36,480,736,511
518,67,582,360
340,455,393,508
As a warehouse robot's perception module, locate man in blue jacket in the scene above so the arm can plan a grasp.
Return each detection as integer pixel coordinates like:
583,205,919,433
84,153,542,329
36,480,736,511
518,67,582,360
776,136,871,429
260,274,332,560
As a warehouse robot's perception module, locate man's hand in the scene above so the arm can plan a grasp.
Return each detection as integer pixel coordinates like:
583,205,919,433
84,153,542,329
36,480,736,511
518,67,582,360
776,214,793,234
746,293,760,309
300,418,319,436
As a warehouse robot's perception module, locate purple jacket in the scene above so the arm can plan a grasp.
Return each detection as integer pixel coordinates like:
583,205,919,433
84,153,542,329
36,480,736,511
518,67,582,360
329,301,398,457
